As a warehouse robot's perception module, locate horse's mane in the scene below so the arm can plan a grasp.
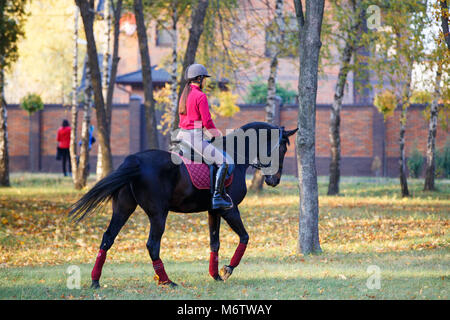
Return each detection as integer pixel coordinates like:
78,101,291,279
222,121,279,140
237,121,279,132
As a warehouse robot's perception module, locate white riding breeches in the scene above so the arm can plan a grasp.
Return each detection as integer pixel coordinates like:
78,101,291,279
176,128,234,166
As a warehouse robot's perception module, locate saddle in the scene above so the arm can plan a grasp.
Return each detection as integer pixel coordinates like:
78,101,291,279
170,140,233,192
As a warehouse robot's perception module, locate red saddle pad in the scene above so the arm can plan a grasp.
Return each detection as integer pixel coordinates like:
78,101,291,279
171,152,233,190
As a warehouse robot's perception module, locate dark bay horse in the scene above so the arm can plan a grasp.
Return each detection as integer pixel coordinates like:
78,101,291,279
69,122,298,288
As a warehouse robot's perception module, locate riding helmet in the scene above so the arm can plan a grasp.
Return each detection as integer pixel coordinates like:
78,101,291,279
185,63,211,81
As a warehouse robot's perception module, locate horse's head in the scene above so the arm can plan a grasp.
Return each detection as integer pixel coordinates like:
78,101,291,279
264,127,298,187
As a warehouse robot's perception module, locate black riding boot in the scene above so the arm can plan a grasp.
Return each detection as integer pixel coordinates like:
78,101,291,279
212,163,233,210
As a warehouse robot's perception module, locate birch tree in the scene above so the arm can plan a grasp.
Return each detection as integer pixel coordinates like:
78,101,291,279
70,5,80,186
250,0,285,192
74,62,93,189
97,0,112,179
370,1,428,197
97,0,123,179
327,0,365,195
424,0,450,190
424,62,443,190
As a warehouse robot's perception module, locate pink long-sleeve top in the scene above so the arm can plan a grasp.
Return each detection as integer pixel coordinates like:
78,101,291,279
179,84,219,136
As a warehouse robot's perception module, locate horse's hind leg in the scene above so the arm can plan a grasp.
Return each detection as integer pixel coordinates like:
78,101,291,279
144,210,177,287
208,210,222,281
219,206,249,281
91,184,137,289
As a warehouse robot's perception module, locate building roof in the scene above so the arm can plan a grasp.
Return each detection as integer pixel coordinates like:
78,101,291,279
115,66,171,85
116,66,230,91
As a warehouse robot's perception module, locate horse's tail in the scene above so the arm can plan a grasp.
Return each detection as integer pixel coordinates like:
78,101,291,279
68,154,141,223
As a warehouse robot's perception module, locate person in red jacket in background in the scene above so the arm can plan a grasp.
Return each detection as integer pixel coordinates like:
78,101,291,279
57,119,71,176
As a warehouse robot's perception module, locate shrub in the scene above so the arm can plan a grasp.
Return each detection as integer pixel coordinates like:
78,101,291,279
436,139,450,178
244,80,297,105
374,90,397,120
20,93,44,115
407,143,424,178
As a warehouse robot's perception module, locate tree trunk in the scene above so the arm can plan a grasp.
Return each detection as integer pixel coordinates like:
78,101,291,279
106,0,122,127
76,0,113,176
266,0,284,125
101,0,111,107
169,6,178,128
70,5,79,185
95,0,123,179
249,97,282,192
134,0,159,149
170,0,209,132
97,0,111,180
250,97,283,191
0,69,9,187
399,66,413,198
294,0,324,255
440,0,450,50
424,64,442,191
328,6,361,195
399,105,409,197
74,64,92,190
249,0,284,192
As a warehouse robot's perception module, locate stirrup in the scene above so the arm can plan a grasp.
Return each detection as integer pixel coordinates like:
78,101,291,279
212,194,233,210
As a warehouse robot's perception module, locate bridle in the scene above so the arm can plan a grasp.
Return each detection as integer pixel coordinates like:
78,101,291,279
249,127,284,171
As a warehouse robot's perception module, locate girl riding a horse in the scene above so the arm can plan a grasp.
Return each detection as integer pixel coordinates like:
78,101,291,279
176,63,234,211
69,65,298,288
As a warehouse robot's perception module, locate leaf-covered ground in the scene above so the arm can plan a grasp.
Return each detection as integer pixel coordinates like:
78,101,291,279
0,174,448,299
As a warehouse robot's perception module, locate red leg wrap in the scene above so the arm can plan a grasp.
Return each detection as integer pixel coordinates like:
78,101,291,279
230,242,247,267
209,252,219,278
153,259,170,284
91,249,107,281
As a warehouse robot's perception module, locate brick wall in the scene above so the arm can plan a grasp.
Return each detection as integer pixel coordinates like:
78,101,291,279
5,102,449,177
385,107,448,157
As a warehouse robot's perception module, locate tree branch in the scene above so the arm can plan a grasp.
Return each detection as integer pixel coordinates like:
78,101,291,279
293,0,305,27
441,0,450,50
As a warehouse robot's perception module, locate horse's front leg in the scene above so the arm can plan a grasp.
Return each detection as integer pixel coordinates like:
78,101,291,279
218,207,249,281
208,210,222,281
146,212,177,287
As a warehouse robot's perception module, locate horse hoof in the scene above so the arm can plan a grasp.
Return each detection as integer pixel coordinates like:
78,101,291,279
213,275,224,282
91,280,100,289
160,280,178,288
219,265,233,281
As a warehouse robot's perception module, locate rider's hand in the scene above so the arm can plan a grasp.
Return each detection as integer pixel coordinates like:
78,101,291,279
209,128,223,138
204,128,222,140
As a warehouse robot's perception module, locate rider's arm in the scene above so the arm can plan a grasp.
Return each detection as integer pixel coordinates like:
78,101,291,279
198,94,222,137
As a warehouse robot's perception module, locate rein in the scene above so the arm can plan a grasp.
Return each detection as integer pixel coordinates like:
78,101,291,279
249,128,284,170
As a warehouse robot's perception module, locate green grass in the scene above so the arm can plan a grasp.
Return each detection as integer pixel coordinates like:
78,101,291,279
0,173,449,300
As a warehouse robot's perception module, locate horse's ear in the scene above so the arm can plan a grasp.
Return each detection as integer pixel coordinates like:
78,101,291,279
284,128,298,137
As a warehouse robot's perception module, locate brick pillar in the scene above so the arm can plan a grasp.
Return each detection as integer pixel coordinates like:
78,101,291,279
129,95,142,154
372,106,386,176
29,110,41,172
